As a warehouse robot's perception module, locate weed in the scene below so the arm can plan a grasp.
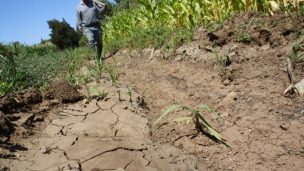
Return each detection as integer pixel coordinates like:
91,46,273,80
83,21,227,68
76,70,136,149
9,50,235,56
0,43,90,93
290,30,304,63
155,104,229,148
117,90,122,101
89,85,108,100
88,64,102,80
236,31,252,43
0,82,13,96
127,87,133,102
105,64,119,86
212,49,230,75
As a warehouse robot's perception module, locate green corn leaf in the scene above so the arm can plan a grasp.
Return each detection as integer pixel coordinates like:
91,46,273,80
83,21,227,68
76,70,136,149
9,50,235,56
197,103,222,119
154,104,180,125
197,103,213,112
196,112,230,147
172,117,193,123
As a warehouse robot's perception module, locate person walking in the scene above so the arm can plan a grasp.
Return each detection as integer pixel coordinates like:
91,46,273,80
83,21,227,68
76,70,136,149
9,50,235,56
76,0,106,65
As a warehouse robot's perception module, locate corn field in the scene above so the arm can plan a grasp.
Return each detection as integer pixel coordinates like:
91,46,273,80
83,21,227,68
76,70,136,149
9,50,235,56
103,0,301,50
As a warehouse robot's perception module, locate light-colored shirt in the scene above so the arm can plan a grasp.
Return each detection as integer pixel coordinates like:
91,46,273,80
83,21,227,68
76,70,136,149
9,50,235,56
76,0,106,29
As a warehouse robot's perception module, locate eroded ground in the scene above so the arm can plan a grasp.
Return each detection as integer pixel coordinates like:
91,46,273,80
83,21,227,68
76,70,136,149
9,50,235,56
0,79,205,171
1,12,304,171
112,13,304,171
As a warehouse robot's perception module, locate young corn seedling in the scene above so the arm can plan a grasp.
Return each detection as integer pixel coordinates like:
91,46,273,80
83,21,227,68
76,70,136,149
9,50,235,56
127,87,133,102
117,90,122,101
89,85,108,100
155,104,230,148
105,65,119,87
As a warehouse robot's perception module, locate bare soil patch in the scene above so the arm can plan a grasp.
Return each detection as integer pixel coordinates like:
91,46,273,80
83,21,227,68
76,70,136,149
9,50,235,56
112,12,304,170
1,72,203,170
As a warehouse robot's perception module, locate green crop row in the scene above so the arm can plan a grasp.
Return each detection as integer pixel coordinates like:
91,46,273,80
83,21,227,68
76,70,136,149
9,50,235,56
102,0,299,52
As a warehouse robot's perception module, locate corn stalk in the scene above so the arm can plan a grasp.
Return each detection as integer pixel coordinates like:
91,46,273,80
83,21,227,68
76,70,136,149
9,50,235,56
155,104,230,148
103,0,301,50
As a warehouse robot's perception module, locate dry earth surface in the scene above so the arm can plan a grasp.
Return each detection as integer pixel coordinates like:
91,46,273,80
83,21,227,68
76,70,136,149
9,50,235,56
1,79,205,170
111,13,304,171
1,12,304,171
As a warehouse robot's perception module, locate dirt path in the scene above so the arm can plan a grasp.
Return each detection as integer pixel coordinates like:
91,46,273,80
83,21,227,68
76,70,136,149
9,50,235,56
1,80,205,171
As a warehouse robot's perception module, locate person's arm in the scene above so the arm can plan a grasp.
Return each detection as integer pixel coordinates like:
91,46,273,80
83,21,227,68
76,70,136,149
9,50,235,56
93,1,106,14
76,10,83,32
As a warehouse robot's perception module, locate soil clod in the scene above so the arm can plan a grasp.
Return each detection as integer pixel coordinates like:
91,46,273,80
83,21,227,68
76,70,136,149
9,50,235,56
44,80,83,103
0,111,15,139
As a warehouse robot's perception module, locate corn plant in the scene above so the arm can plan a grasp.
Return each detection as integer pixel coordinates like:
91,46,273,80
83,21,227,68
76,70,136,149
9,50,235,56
155,104,229,147
103,0,300,52
88,85,108,100
127,87,133,102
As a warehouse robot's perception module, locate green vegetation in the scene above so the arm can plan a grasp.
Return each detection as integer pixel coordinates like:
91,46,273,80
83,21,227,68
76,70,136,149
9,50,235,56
102,0,299,53
155,103,229,147
2,0,303,96
0,43,90,95
290,30,304,63
88,85,108,100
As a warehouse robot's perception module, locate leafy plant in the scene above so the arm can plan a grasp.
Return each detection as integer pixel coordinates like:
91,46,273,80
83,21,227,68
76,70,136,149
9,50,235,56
127,87,133,102
155,104,229,147
237,31,252,43
103,0,284,53
290,30,304,63
212,49,230,75
89,85,108,100
0,44,17,94
0,43,90,93
0,82,13,96
105,65,119,86
117,90,122,101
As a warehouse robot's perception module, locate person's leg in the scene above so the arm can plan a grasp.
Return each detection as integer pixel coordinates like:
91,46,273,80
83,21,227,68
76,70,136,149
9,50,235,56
83,28,98,60
94,29,102,65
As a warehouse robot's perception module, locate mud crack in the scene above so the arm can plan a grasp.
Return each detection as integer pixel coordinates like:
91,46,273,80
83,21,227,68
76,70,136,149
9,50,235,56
110,105,120,137
81,147,148,164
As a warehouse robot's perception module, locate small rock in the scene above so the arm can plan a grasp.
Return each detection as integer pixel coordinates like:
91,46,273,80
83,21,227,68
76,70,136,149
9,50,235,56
82,98,90,104
60,161,81,171
175,55,183,61
204,46,213,52
223,92,238,103
280,123,289,131
40,146,52,154
223,79,230,86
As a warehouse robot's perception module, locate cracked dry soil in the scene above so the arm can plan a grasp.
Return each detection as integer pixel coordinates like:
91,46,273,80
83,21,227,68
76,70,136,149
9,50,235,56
2,12,304,171
1,80,205,171
112,13,304,171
